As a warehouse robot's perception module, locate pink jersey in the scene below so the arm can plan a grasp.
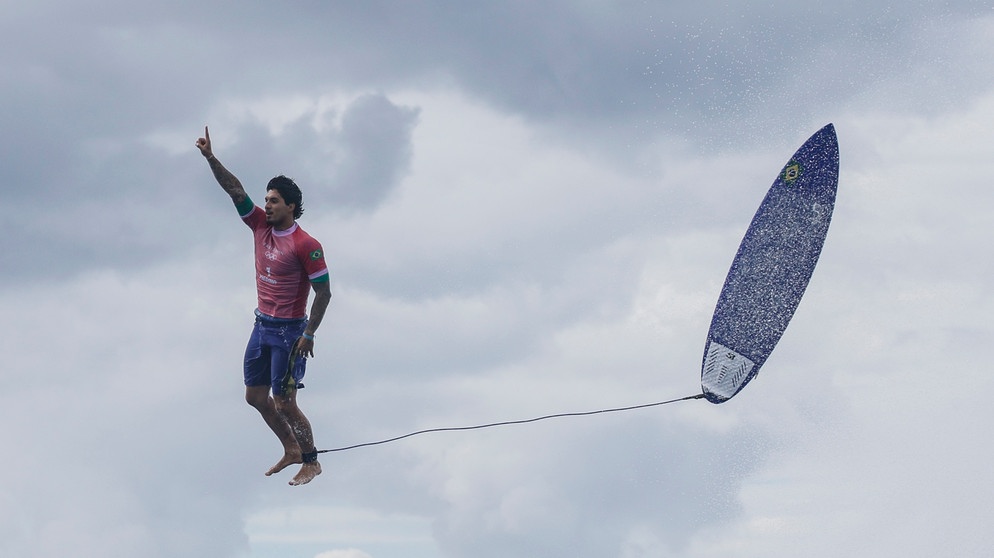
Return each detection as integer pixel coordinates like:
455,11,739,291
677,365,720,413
241,205,329,319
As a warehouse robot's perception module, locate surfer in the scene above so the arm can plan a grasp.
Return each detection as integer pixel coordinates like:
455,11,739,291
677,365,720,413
196,126,332,486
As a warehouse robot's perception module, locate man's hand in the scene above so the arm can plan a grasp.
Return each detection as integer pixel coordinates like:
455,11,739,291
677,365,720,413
196,126,213,158
295,336,316,359
197,126,247,203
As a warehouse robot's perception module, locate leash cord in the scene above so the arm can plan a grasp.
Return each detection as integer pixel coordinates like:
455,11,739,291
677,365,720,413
317,393,705,454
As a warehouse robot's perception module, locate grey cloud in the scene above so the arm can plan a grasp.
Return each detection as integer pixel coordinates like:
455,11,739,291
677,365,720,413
329,93,421,210
5,1,990,166
0,92,417,286
217,93,419,214
204,1,994,146
1,147,218,286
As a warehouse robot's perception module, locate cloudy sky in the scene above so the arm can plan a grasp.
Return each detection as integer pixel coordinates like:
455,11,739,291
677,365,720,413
3,1,993,557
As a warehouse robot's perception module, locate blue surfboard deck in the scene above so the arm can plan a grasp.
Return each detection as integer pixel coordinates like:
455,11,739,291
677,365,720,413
701,124,839,404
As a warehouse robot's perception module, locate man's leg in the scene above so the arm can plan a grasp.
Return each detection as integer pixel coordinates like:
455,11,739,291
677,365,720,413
245,385,303,476
274,391,322,486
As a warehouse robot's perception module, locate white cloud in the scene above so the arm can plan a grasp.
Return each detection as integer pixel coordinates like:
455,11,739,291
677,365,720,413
316,550,374,558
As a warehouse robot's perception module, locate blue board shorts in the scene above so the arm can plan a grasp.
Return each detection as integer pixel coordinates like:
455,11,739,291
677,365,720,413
244,309,308,395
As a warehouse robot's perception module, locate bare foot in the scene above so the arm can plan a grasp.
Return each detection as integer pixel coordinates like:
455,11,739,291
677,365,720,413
265,451,302,476
289,461,322,486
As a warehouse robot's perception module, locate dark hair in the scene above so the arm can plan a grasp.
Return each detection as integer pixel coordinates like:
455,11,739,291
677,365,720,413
266,175,304,219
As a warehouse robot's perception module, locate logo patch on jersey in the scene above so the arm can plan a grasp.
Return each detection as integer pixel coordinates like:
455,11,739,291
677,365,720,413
310,249,323,261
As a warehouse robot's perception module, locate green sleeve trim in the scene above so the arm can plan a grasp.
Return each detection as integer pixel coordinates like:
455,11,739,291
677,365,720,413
310,273,330,283
235,195,255,217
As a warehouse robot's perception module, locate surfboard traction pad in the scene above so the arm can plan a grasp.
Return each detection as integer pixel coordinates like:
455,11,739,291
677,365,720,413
701,340,757,402
700,124,839,404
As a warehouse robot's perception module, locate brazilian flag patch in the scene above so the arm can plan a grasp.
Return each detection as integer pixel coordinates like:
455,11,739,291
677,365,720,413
310,249,323,261
782,160,803,184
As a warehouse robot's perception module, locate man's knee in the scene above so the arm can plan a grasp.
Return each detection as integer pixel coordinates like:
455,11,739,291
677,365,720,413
245,387,271,409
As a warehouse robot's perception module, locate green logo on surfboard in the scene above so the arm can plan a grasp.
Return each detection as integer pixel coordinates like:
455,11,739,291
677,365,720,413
782,160,803,183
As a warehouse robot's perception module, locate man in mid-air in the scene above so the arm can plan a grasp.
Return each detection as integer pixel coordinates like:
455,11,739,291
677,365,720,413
197,126,331,486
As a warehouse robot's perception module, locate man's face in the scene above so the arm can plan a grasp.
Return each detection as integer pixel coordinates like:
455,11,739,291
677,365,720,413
264,189,295,228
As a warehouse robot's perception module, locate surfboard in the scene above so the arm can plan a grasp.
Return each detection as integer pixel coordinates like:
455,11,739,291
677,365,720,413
701,123,839,403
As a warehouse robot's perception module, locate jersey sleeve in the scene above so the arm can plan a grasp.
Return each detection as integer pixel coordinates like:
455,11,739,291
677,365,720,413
235,195,255,217
238,196,266,230
299,237,330,283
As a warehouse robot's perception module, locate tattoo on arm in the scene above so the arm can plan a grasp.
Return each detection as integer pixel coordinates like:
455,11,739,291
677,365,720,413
208,156,247,204
305,281,332,336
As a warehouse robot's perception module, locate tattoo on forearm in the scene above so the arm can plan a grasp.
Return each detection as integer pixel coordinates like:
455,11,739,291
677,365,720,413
208,156,247,203
306,287,332,335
